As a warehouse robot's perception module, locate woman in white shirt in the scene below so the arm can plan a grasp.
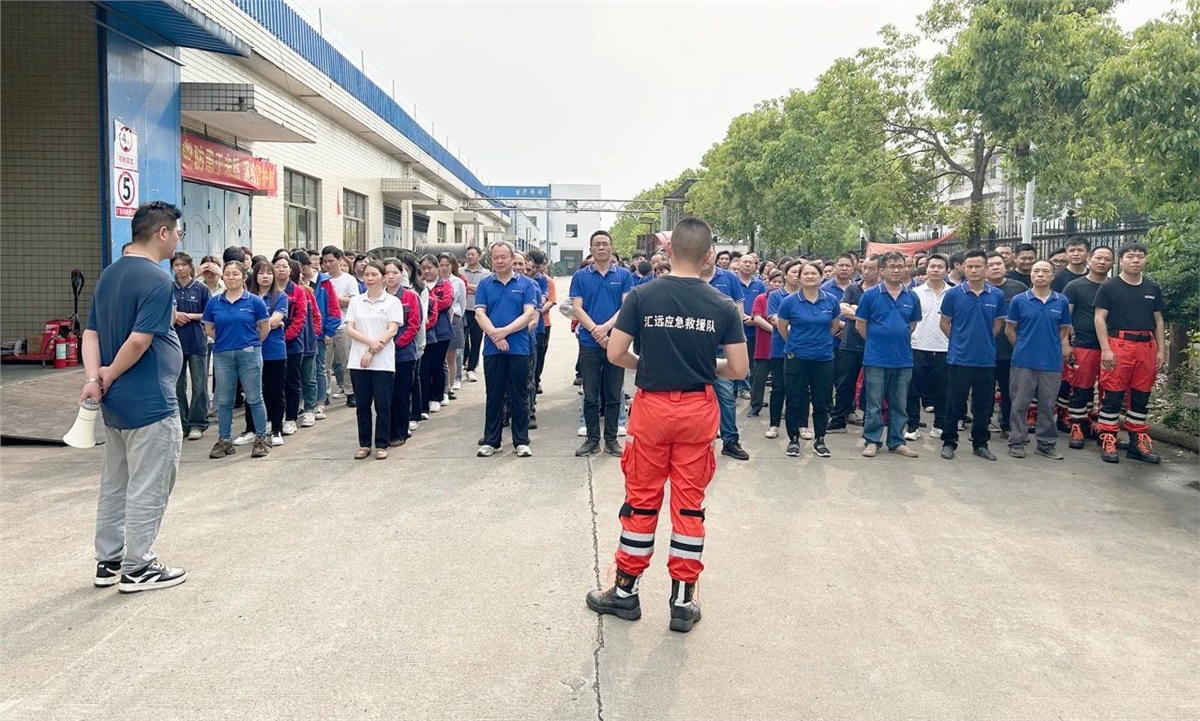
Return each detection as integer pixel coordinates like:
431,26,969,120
344,259,403,459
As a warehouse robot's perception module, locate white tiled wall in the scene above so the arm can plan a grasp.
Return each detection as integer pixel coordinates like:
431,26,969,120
0,2,102,340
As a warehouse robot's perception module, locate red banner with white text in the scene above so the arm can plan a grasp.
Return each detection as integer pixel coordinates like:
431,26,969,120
181,133,277,196
866,230,956,256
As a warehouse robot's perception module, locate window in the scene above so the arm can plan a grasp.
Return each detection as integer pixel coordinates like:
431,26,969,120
437,221,447,243
455,226,463,244
284,170,319,249
566,224,578,239
343,189,368,252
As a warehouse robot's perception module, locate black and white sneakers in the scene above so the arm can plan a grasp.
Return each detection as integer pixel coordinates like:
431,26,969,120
93,560,122,587
115,561,188,594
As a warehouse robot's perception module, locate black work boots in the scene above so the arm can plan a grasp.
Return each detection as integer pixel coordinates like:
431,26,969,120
668,579,701,633
585,572,703,633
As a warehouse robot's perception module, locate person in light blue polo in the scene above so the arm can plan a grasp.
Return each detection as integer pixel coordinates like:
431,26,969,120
1005,260,1072,459
938,248,1008,461
854,252,923,458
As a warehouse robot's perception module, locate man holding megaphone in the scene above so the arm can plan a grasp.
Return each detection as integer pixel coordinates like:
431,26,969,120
80,200,188,594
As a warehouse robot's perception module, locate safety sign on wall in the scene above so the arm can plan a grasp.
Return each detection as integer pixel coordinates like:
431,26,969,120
113,120,139,218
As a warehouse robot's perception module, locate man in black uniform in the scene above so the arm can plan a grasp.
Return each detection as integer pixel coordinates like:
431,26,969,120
585,217,748,634
1006,243,1037,288
1063,245,1115,448
1049,236,1092,430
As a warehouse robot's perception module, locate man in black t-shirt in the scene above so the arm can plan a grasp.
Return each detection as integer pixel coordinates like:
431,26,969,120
1048,237,1093,431
1093,242,1165,463
585,217,747,634
1006,242,1037,288
1063,245,1114,448
987,252,1028,434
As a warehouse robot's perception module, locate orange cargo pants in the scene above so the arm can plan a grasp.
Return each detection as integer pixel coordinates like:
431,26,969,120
614,386,719,584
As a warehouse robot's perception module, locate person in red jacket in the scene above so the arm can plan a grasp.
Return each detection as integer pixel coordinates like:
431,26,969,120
383,257,423,446
420,255,454,414
274,257,311,435
296,252,323,426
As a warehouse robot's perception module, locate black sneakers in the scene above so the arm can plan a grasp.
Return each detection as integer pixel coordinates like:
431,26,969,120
813,439,831,458
585,569,642,621
575,439,600,457
786,440,801,457
116,561,188,594
1127,432,1161,464
604,440,624,457
669,579,702,633
721,442,750,460
93,560,121,587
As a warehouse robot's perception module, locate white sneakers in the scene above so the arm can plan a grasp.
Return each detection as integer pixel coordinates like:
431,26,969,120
300,412,315,427
799,427,814,441
477,445,496,457
232,432,256,446
409,420,419,431
282,420,298,435
452,380,462,391
314,406,327,420
270,433,284,447
515,445,532,457
429,401,441,413
904,429,922,441
929,428,943,439
186,429,203,441
467,370,478,382
617,426,627,437
765,427,779,439
577,426,587,437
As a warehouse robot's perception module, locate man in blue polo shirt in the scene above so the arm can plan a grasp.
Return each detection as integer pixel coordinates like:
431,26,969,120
735,254,766,398
82,201,187,593
475,241,539,458
171,251,211,441
938,248,1008,461
855,252,923,458
1005,260,1072,459
570,231,634,457
701,258,750,460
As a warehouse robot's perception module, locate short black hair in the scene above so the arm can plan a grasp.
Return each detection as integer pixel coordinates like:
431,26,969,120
963,248,988,263
637,260,652,275
925,253,949,267
130,201,181,241
223,245,246,263
729,251,743,261
948,251,966,267
985,250,1003,260
1015,242,1037,255
1118,242,1148,258
320,245,344,260
1049,247,1067,257
172,251,194,269
466,245,482,255
589,230,611,243
1065,236,1090,250
716,250,731,260
670,217,714,264
290,248,311,267
632,250,647,259
527,248,547,266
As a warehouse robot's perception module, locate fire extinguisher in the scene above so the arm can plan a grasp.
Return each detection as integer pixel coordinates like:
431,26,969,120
65,331,79,367
54,335,68,369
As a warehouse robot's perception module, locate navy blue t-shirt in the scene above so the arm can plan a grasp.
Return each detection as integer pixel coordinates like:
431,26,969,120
777,289,838,361
940,282,1008,367
172,279,210,357
766,288,791,358
570,263,634,349
203,291,269,353
740,276,767,316
857,283,923,368
708,267,745,304
1007,290,1070,372
476,273,538,356
86,257,183,429
260,291,289,362
839,282,868,353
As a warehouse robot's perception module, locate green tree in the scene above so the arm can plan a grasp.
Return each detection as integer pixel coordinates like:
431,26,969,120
607,168,702,258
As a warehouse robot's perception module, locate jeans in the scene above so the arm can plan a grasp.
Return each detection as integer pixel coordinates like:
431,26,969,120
863,366,912,450
94,414,182,574
350,369,393,449
784,356,833,439
390,357,417,442
483,353,531,448
830,349,864,425
301,354,318,412
175,353,209,433
316,341,329,406
579,345,624,442
464,312,484,372
907,350,948,432
714,376,740,444
247,358,285,436
213,347,268,441
1008,367,1061,449
942,364,995,450
579,391,629,427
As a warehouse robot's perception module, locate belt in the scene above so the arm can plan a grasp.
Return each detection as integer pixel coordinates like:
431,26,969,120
1116,331,1153,342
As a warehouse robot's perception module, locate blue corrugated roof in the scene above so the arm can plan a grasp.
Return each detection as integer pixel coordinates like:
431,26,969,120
231,0,488,197
100,1,250,56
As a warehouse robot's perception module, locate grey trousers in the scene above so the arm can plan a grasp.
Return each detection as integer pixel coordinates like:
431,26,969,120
1008,366,1061,449
330,325,354,397
95,414,183,573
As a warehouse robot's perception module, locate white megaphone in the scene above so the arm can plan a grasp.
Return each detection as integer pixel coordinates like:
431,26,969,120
64,398,101,449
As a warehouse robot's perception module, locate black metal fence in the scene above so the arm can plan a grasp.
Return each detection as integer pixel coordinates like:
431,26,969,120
932,215,1158,258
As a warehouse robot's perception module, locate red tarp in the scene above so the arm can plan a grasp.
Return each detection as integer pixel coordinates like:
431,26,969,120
866,230,957,256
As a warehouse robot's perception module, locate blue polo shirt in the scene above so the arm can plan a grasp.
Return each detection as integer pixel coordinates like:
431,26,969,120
534,273,550,334
202,290,269,353
820,278,851,305
1007,290,1070,372
260,291,289,361
740,275,767,316
172,279,210,357
777,290,838,361
476,272,539,356
940,282,1007,367
569,263,634,348
766,287,790,358
857,283,923,368
638,273,655,285
708,266,745,304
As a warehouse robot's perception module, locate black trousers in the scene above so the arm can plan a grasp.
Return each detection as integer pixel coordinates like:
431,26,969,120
830,349,864,424
463,313,484,372
750,357,771,410
784,356,834,439
390,357,416,442
246,358,285,436
421,339,450,409
350,369,393,449
285,353,303,420
483,354,530,448
942,364,995,449
409,355,424,418
994,359,1013,432
534,328,550,388
768,357,787,427
579,345,624,442
907,350,948,432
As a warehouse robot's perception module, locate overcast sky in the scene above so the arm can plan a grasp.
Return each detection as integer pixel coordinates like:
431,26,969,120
302,0,1177,200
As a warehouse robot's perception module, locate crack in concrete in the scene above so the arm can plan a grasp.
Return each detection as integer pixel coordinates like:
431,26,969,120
585,456,606,721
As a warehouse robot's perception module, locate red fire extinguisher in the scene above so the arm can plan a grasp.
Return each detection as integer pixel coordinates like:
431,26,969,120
65,331,79,367
54,335,68,369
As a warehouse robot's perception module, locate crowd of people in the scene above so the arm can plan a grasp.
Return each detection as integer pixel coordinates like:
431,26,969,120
84,201,1166,597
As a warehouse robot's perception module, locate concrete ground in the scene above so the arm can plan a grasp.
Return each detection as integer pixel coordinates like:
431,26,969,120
1,279,1197,721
